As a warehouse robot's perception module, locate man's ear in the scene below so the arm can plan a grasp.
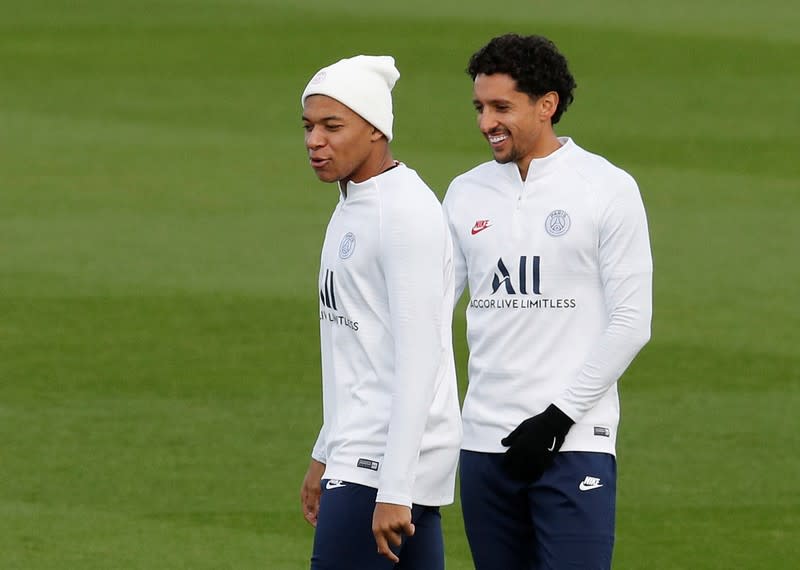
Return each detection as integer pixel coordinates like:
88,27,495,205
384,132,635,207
370,127,386,142
539,91,559,121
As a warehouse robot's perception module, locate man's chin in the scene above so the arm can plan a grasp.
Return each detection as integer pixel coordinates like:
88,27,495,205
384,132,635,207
312,171,340,183
492,152,512,165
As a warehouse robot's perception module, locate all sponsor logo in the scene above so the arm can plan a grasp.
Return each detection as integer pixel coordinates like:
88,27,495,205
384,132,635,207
319,268,359,331
492,256,540,295
469,256,577,311
320,268,337,310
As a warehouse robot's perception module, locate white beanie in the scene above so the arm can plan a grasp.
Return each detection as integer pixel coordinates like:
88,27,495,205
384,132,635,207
301,55,400,142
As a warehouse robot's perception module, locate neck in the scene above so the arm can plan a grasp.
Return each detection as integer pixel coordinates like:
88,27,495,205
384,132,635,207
344,143,394,188
516,130,562,180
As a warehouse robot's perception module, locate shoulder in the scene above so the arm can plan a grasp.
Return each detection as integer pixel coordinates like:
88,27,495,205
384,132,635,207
568,141,638,196
444,161,503,210
377,164,444,221
448,160,502,190
375,166,449,253
379,164,438,204
558,141,641,210
564,142,649,235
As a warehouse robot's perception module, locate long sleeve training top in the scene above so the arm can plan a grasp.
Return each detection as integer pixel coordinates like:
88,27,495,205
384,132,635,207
443,137,652,455
312,163,462,507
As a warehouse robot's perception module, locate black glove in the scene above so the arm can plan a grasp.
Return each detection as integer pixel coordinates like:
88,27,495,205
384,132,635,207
501,404,574,482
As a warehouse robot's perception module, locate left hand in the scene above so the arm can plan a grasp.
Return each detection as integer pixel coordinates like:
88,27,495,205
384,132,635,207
501,404,574,482
372,502,415,563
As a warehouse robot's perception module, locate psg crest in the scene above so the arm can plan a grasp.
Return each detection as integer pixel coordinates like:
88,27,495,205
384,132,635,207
545,210,570,237
339,232,356,259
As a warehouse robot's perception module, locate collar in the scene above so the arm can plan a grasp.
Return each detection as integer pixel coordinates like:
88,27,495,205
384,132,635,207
502,136,575,184
339,161,403,200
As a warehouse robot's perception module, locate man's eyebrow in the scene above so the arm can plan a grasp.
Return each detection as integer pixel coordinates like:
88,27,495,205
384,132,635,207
302,115,346,122
472,97,512,105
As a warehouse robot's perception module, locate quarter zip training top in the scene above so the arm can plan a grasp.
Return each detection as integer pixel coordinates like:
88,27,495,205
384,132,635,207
443,137,652,456
312,163,462,508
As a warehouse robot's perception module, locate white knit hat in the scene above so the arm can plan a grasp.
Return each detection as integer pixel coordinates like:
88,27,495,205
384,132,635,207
301,55,400,141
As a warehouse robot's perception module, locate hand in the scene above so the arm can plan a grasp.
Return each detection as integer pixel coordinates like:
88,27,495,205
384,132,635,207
372,502,415,563
501,404,574,482
300,459,326,527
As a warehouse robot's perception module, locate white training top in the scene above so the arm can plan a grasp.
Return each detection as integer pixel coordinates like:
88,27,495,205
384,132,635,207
312,163,462,508
443,137,652,455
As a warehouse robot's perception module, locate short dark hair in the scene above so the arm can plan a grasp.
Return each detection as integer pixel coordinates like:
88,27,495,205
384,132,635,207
467,33,577,124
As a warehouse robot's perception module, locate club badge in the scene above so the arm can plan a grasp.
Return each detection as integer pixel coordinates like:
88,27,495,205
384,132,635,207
545,210,571,237
339,232,356,259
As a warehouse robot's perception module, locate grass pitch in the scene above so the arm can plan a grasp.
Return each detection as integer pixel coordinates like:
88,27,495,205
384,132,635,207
1,1,798,568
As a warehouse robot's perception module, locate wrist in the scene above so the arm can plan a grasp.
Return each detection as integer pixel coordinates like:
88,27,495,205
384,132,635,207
544,404,574,435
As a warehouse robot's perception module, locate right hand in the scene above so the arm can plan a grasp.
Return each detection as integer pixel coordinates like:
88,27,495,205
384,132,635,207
372,502,415,563
300,458,326,527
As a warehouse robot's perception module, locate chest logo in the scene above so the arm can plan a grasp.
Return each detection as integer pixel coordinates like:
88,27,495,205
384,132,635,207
471,219,492,235
545,210,571,237
338,232,356,259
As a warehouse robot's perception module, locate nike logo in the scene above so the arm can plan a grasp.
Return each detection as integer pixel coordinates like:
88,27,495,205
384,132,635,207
325,479,347,490
546,437,557,452
578,476,603,491
471,219,492,235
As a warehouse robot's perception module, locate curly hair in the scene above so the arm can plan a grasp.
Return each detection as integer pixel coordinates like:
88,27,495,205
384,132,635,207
467,33,577,125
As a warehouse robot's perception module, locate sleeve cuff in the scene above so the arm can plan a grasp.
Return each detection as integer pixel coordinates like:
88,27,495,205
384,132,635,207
375,492,412,508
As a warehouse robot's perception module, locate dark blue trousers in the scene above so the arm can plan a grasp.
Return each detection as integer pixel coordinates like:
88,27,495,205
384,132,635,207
460,450,616,570
311,479,444,570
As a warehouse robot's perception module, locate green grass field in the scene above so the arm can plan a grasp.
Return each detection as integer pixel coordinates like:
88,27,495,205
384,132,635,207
2,0,799,567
